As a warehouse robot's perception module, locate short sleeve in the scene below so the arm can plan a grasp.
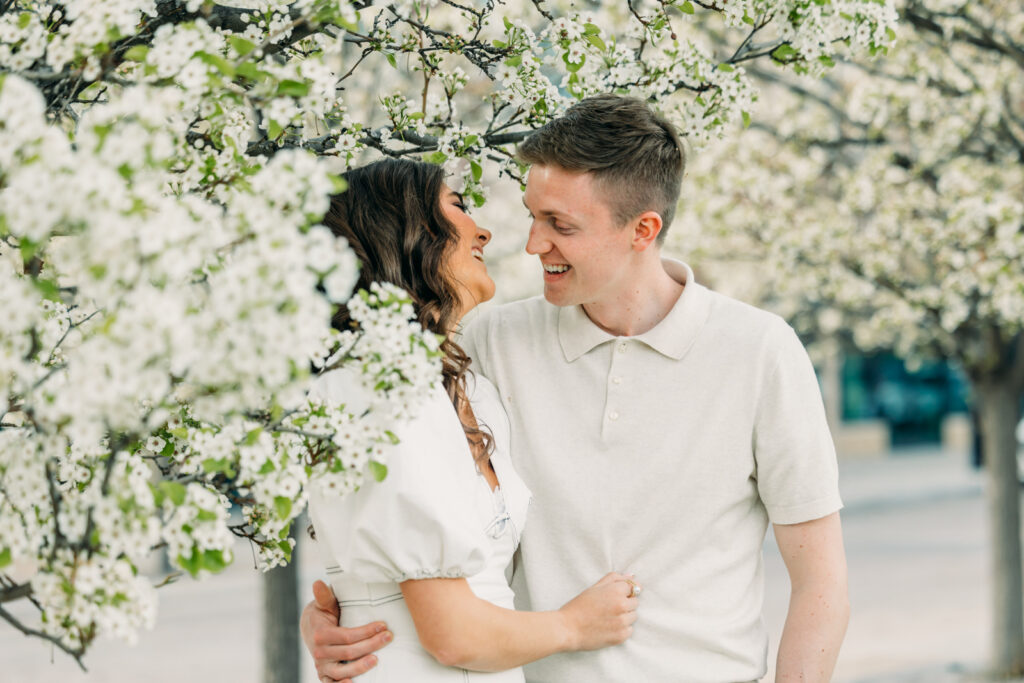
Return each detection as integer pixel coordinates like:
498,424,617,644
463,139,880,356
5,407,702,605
307,369,489,583
753,324,843,525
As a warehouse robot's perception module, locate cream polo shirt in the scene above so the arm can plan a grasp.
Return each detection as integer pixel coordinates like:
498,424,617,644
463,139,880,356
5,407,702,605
459,260,842,683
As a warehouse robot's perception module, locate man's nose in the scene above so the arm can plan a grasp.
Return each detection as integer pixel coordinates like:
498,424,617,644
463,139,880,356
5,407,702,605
525,223,549,255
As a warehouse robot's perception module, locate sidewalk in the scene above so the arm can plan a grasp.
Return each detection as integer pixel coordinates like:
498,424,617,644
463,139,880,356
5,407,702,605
837,447,984,514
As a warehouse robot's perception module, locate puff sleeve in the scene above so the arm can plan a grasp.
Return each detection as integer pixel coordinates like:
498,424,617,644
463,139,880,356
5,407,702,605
307,369,490,584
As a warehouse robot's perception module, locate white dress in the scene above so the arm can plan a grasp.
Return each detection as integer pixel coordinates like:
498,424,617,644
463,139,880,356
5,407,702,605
308,369,532,683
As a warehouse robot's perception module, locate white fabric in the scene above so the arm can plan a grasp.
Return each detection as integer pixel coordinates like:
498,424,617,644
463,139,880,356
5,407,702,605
459,259,843,683
308,370,531,683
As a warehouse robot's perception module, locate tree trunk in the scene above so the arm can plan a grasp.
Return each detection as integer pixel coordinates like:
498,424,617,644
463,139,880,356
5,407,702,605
977,378,1024,676
263,534,301,683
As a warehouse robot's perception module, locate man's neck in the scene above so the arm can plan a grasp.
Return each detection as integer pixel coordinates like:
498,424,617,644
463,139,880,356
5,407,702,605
581,259,685,337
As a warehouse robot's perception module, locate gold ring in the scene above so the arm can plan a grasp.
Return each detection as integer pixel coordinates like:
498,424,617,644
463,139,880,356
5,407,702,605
627,580,641,598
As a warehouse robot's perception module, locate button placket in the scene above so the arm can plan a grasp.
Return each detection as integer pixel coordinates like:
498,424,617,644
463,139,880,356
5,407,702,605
605,340,627,432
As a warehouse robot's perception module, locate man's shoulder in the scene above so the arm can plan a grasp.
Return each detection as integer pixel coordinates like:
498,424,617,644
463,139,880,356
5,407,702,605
704,286,786,327
700,286,794,350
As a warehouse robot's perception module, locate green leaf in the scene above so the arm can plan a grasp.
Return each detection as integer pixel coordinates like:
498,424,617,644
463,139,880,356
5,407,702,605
504,55,522,67
201,457,233,475
424,150,447,164
771,44,799,61
195,509,217,522
201,549,229,573
18,12,32,29
492,40,507,48
277,79,309,97
562,52,584,73
741,111,751,128
170,427,188,440
33,278,60,302
384,430,400,445
277,539,293,562
18,237,39,263
583,23,601,36
463,134,478,148
237,61,265,81
742,11,755,25
385,52,397,68
0,547,11,569
89,264,107,279
244,428,262,445
503,16,513,30
274,496,292,520
585,34,606,51
818,55,836,68
267,119,284,140
196,51,234,77
718,63,734,72
470,160,482,182
368,460,388,482
160,481,187,506
229,36,257,57
177,551,201,577
681,1,695,14
124,45,149,62
329,175,348,194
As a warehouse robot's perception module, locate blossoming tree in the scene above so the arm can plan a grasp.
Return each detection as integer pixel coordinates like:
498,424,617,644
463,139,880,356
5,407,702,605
679,0,1024,674
0,0,895,668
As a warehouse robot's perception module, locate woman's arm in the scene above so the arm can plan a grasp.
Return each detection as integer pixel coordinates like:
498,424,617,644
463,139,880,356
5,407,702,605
401,571,638,672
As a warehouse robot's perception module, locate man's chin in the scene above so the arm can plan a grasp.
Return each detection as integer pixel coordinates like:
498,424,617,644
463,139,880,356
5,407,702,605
542,286,575,307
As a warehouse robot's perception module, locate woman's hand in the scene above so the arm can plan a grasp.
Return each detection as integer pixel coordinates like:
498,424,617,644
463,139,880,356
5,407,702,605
558,572,640,651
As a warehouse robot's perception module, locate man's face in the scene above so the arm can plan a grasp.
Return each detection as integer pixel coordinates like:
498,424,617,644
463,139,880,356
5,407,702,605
522,164,634,308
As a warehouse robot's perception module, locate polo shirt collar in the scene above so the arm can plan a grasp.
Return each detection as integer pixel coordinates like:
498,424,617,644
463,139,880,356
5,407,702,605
557,259,711,362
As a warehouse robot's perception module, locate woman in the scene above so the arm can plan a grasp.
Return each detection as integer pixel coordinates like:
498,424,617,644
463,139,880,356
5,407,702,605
305,158,639,682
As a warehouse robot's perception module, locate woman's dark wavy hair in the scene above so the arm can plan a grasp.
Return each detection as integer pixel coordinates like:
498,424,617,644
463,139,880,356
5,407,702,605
323,158,492,462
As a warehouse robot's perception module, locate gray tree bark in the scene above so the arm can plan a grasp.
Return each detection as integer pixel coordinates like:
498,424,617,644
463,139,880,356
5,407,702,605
263,533,301,683
977,377,1024,676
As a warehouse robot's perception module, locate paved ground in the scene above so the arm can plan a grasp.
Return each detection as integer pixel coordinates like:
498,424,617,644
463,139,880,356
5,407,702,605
0,447,1011,682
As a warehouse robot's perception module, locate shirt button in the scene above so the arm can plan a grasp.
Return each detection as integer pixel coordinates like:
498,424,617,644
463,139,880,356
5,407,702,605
608,411,619,421
611,376,622,385
617,342,628,353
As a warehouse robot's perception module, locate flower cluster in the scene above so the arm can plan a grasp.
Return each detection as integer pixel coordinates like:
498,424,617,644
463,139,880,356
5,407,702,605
679,0,1023,372
0,0,893,662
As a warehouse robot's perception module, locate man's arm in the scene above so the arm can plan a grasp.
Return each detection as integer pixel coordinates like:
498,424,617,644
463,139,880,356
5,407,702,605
300,580,392,683
773,511,849,683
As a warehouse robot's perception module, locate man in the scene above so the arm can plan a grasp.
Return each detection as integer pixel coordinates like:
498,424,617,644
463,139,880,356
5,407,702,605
302,94,849,682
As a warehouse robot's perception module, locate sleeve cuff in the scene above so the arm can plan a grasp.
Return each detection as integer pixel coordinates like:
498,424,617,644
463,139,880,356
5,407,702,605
767,493,844,525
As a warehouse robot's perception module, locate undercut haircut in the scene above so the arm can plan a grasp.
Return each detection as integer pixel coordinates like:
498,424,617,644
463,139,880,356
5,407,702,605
517,94,686,243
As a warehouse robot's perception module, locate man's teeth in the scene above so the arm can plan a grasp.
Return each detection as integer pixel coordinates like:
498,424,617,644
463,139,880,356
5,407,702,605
544,264,570,274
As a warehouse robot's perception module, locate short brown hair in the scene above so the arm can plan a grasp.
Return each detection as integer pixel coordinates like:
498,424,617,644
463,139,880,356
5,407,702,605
517,94,686,243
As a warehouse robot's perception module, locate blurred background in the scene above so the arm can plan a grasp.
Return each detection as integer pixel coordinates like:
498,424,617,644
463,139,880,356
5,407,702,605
0,180,1015,682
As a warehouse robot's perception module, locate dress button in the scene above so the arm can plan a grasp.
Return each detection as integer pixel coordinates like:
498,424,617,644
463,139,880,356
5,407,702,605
609,411,619,421
611,376,622,385
617,342,627,353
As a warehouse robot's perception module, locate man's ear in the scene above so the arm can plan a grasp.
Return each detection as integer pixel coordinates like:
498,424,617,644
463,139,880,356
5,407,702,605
631,211,663,252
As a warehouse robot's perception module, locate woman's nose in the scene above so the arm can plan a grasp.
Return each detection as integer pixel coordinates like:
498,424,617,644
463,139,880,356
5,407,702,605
478,226,492,245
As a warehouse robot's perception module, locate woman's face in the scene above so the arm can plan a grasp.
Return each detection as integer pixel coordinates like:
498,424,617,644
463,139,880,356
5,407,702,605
440,184,494,320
